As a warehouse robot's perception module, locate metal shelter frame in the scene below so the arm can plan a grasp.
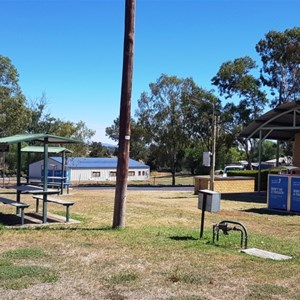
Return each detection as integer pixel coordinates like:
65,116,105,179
21,146,73,194
0,134,82,223
239,100,300,191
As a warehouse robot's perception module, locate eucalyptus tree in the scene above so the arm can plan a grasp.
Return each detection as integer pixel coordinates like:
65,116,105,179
27,96,95,156
256,27,300,107
89,142,109,157
105,117,149,161
211,56,268,167
136,74,195,185
26,94,58,134
0,55,31,136
183,87,221,152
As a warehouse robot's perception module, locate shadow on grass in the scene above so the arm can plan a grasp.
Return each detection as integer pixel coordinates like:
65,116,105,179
221,192,267,203
242,207,300,216
1,224,124,232
169,236,198,241
0,212,116,231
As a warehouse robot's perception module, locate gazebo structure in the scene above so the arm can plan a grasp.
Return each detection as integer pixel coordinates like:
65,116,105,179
240,100,300,168
240,100,300,212
0,134,82,223
21,145,73,194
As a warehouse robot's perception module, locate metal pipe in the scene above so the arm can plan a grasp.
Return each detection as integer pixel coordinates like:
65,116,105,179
213,220,248,249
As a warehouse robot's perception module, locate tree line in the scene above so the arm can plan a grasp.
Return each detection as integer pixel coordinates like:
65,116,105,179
105,27,300,184
1,27,300,181
0,54,102,173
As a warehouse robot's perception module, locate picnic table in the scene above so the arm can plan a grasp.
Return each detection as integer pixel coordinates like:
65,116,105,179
0,133,82,225
26,176,69,195
6,185,60,224
47,176,70,194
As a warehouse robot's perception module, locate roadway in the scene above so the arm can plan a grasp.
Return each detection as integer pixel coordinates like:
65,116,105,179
73,185,194,191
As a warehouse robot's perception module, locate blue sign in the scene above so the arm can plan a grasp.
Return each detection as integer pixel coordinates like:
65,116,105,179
291,177,300,212
268,175,288,210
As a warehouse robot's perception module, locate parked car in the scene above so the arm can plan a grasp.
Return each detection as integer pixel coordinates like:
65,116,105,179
221,165,245,177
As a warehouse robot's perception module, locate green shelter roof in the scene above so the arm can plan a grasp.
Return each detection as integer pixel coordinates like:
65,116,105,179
0,134,82,144
21,146,73,154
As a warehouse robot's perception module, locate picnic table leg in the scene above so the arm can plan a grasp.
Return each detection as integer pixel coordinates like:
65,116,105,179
15,208,25,225
20,208,25,225
60,180,64,195
42,196,47,223
35,198,39,213
66,205,70,222
16,190,21,215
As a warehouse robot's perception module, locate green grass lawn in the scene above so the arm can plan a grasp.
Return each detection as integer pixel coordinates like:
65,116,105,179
0,188,299,299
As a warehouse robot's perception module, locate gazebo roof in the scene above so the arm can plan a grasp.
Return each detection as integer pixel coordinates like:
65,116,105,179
0,133,82,144
21,146,73,154
239,100,300,141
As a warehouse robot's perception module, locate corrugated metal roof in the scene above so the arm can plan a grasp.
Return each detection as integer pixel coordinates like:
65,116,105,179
239,100,300,141
66,157,149,169
0,134,82,144
21,146,73,153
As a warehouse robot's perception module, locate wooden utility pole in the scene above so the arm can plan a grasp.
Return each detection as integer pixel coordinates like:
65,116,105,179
112,0,135,228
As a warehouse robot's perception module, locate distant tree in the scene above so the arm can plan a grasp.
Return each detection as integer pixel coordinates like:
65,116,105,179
183,87,220,152
89,142,110,157
212,56,268,167
26,94,57,134
0,55,31,136
105,118,120,142
183,143,206,175
222,147,246,166
106,117,149,161
212,56,267,119
26,96,95,156
55,120,95,156
136,74,194,185
256,27,300,106
253,140,278,162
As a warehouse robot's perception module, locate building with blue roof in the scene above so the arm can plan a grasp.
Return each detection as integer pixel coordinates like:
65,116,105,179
29,157,150,183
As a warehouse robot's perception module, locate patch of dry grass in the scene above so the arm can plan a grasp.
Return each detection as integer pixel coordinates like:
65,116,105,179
0,188,299,299
75,172,194,187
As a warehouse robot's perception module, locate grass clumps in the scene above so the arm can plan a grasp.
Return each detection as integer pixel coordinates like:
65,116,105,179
0,265,58,289
109,272,138,285
247,284,289,299
0,247,59,289
2,247,47,260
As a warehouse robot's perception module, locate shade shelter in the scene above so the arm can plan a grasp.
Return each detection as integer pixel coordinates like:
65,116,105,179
21,146,73,194
239,100,300,141
0,134,82,223
240,100,300,191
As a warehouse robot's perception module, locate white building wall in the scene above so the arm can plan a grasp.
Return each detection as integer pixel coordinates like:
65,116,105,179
69,167,149,182
70,168,110,182
29,158,62,179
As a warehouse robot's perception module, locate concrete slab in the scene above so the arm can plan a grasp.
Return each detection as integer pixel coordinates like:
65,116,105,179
240,248,292,260
1,212,80,228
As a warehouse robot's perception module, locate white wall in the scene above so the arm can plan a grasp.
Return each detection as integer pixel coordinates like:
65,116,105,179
69,168,149,182
29,158,62,179
29,159,150,182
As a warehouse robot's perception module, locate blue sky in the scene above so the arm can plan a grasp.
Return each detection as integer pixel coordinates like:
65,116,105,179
1,0,299,144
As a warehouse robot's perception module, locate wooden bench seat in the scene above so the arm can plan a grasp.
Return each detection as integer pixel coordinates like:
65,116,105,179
0,197,30,225
32,195,74,222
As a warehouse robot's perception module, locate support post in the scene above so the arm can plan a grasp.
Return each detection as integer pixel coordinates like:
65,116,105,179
200,194,207,238
42,138,49,223
258,130,262,192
